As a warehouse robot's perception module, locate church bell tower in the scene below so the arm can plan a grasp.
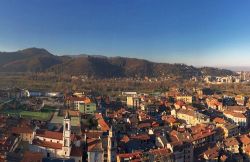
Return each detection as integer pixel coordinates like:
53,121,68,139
63,111,71,157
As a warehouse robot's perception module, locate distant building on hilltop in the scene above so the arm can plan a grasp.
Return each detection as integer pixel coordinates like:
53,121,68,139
127,96,140,109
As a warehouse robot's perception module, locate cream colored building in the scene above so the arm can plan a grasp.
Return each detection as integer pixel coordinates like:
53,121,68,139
127,96,140,109
177,108,210,126
176,96,193,104
224,110,247,127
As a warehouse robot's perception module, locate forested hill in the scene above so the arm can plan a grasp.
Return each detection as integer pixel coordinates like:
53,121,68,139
0,48,236,78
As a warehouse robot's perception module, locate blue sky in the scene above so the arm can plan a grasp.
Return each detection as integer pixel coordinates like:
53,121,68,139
0,0,250,66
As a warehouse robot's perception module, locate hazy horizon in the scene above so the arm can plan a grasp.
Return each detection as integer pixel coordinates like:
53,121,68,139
1,0,250,67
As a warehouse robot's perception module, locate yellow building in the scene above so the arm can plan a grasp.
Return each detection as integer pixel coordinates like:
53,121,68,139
177,108,210,126
127,96,140,109
176,96,193,104
12,126,34,143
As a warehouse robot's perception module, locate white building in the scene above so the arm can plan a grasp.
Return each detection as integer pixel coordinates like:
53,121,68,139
29,112,82,161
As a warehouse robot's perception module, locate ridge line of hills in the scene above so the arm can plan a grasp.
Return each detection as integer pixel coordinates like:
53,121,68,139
0,47,236,78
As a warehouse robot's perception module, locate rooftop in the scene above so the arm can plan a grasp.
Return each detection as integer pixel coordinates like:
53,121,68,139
32,139,62,149
223,137,239,147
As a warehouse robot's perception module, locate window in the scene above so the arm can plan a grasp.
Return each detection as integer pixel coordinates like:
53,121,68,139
64,139,68,146
65,123,69,130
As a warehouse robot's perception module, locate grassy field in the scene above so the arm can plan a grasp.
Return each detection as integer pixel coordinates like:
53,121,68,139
0,109,53,121
20,111,52,120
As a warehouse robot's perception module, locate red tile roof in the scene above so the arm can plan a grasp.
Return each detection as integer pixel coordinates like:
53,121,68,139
85,130,103,138
36,129,63,140
149,148,172,156
192,130,215,141
220,155,228,161
175,100,186,107
244,146,250,155
120,135,130,143
202,146,219,159
239,135,250,145
117,151,142,159
227,106,247,113
71,145,83,156
190,125,215,141
32,139,62,149
95,114,110,131
66,96,87,102
152,121,159,127
138,122,151,129
12,126,33,134
162,115,177,124
224,110,246,118
130,134,150,141
223,137,239,147
21,151,43,162
213,117,226,124
87,138,103,152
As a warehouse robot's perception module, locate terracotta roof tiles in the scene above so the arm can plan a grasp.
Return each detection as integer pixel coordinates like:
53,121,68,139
36,129,63,140
32,139,62,149
21,151,43,162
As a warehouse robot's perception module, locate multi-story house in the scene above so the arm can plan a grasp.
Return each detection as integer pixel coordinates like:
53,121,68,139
206,97,223,111
238,134,250,159
223,110,247,128
177,108,210,126
223,137,239,154
189,124,216,149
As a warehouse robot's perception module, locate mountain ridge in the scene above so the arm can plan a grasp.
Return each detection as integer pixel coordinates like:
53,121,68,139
0,48,236,78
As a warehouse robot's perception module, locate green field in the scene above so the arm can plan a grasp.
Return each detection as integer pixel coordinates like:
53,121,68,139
20,111,52,120
0,109,53,121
